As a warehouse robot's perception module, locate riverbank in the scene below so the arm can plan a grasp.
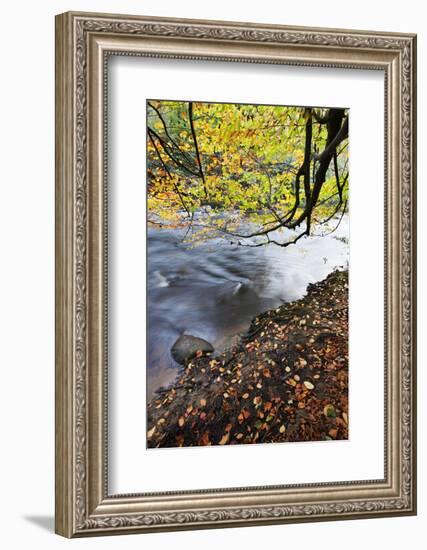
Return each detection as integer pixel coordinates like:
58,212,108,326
147,269,349,448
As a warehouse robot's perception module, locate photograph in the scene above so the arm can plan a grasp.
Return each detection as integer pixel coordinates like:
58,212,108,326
53,9,416,538
146,99,350,448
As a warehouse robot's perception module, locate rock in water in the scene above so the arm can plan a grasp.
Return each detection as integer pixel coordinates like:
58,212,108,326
171,334,214,364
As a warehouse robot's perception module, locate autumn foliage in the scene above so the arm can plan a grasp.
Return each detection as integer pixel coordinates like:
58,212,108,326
147,100,349,246
147,270,349,448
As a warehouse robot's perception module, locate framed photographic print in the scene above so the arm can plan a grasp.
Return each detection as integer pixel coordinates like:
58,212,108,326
55,11,417,537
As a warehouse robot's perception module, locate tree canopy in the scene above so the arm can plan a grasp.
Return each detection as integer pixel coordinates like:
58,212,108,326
147,100,349,247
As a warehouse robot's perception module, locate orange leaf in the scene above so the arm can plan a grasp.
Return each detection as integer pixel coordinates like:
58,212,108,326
199,431,210,445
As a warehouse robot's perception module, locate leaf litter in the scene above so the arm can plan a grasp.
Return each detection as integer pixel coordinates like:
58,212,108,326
147,270,349,448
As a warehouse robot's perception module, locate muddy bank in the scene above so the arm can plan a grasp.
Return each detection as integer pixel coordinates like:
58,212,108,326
147,269,349,448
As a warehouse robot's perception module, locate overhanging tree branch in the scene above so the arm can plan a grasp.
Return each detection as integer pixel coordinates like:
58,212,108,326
148,131,191,217
188,102,208,199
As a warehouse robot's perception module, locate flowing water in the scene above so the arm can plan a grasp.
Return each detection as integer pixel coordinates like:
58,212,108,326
147,217,349,396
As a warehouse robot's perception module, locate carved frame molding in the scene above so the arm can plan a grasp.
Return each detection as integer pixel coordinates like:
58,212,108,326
55,12,416,537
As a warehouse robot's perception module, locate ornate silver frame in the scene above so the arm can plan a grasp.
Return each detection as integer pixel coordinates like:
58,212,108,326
55,11,417,537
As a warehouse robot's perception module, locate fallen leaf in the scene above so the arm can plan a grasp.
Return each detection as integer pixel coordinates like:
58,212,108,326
147,426,156,438
219,432,230,445
200,398,207,407
323,404,336,418
303,381,314,390
178,416,185,427
200,431,210,445
279,425,286,433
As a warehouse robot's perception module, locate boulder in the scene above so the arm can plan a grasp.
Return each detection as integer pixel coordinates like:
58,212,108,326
171,334,214,364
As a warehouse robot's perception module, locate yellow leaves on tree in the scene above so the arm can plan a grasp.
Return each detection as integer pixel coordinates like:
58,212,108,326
147,100,349,243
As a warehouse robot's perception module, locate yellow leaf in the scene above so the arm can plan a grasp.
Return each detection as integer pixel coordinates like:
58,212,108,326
219,432,230,445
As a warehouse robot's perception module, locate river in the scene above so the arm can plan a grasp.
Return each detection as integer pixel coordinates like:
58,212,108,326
147,217,349,396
